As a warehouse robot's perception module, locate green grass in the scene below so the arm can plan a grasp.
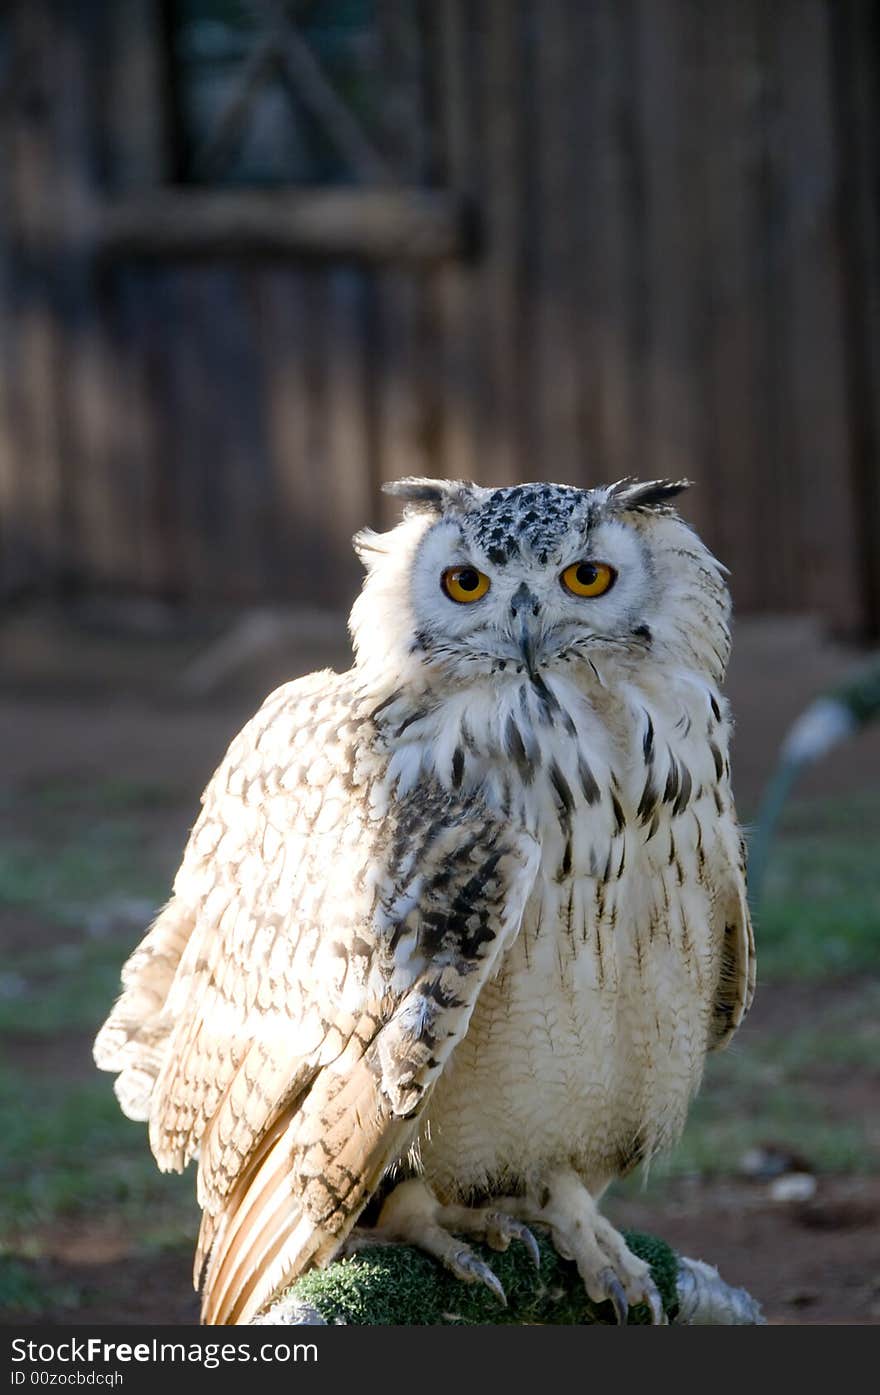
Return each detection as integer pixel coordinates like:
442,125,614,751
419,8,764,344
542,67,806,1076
0,831,166,928
0,781,196,1313
2,776,184,815
0,1067,198,1254
0,936,150,1035
0,1058,198,1316
748,793,880,980
737,983,880,1073
657,1079,874,1180
0,1257,81,1317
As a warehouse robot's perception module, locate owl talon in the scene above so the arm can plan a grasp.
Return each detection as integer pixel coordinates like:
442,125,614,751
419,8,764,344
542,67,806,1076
505,1170,670,1325
513,1221,541,1270
479,1212,541,1268
372,1180,521,1307
601,1271,629,1325
451,1249,508,1306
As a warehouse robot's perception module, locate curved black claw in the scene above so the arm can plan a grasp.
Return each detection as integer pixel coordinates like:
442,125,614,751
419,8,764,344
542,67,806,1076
505,1218,541,1269
600,1269,629,1325
452,1248,507,1306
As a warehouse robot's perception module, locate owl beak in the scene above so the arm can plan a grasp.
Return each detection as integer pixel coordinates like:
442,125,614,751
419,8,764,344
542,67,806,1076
510,584,542,678
518,618,540,678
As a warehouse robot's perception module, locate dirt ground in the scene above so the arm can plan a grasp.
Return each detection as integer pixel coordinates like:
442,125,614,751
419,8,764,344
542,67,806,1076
2,602,879,1326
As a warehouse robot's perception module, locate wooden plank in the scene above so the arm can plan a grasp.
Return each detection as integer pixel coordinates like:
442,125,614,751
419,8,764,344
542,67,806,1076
322,267,374,592
478,0,526,486
99,0,170,190
91,0,171,596
374,268,430,527
829,0,880,636
376,0,448,494
4,1,66,589
428,0,483,484
376,0,427,181
2,0,159,599
292,267,376,592
635,0,709,537
371,0,437,526
0,174,16,591
192,266,275,603
52,0,123,591
776,0,861,629
0,65,25,594
749,1,800,611
256,266,328,598
0,5,29,593
108,266,164,595
530,0,582,485
698,0,765,609
588,0,649,483
299,273,335,563
136,267,197,601
95,189,469,264
564,0,607,490
159,267,265,604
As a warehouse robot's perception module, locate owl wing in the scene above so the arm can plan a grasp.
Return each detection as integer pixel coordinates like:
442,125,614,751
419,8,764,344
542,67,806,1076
705,803,756,1051
94,670,540,1325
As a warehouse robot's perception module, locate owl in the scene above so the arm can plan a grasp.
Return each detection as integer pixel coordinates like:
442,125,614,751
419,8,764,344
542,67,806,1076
94,477,754,1326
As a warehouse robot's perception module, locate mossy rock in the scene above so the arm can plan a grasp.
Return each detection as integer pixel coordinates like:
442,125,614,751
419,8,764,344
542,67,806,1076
282,1230,679,1325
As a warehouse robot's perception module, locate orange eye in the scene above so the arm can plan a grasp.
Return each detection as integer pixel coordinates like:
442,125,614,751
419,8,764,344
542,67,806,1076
441,566,491,604
561,561,616,598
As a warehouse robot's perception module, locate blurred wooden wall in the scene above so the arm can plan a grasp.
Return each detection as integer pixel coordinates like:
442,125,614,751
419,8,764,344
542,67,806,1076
0,0,878,631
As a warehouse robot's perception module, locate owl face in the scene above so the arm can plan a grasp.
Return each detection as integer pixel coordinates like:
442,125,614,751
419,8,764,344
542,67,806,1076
351,478,730,689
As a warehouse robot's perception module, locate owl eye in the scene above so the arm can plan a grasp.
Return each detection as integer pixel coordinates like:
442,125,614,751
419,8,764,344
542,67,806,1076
561,561,616,598
441,566,491,604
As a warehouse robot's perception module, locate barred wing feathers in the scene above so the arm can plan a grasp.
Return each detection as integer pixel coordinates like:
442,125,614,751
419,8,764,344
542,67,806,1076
705,806,755,1051
94,671,539,1324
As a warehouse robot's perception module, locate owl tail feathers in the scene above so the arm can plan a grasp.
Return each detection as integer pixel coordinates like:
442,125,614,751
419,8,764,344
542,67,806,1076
197,1055,412,1325
197,1133,325,1327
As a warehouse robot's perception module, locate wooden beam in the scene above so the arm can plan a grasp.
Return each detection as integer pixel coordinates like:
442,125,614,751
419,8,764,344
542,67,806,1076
94,189,469,264
255,0,393,184
190,31,281,181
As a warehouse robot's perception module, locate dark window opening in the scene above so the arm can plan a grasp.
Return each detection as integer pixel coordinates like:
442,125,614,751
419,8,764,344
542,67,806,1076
167,0,389,187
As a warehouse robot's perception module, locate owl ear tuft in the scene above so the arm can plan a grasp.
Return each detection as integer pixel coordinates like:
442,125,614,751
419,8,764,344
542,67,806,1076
606,477,692,513
382,477,475,515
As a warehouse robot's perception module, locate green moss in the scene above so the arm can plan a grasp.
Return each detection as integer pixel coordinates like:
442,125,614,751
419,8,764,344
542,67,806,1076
285,1230,678,1325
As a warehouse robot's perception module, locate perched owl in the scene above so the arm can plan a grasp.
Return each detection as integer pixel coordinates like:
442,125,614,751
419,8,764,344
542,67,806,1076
94,477,754,1326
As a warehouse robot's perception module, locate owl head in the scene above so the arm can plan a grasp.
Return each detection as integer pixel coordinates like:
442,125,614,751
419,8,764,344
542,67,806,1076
350,478,730,691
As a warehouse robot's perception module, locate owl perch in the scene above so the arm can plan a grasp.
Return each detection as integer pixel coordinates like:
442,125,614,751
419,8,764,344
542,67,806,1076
254,1231,764,1325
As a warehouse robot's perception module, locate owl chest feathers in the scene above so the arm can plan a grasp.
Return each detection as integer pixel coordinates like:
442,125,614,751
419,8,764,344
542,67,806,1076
377,662,725,887
379,664,730,1196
